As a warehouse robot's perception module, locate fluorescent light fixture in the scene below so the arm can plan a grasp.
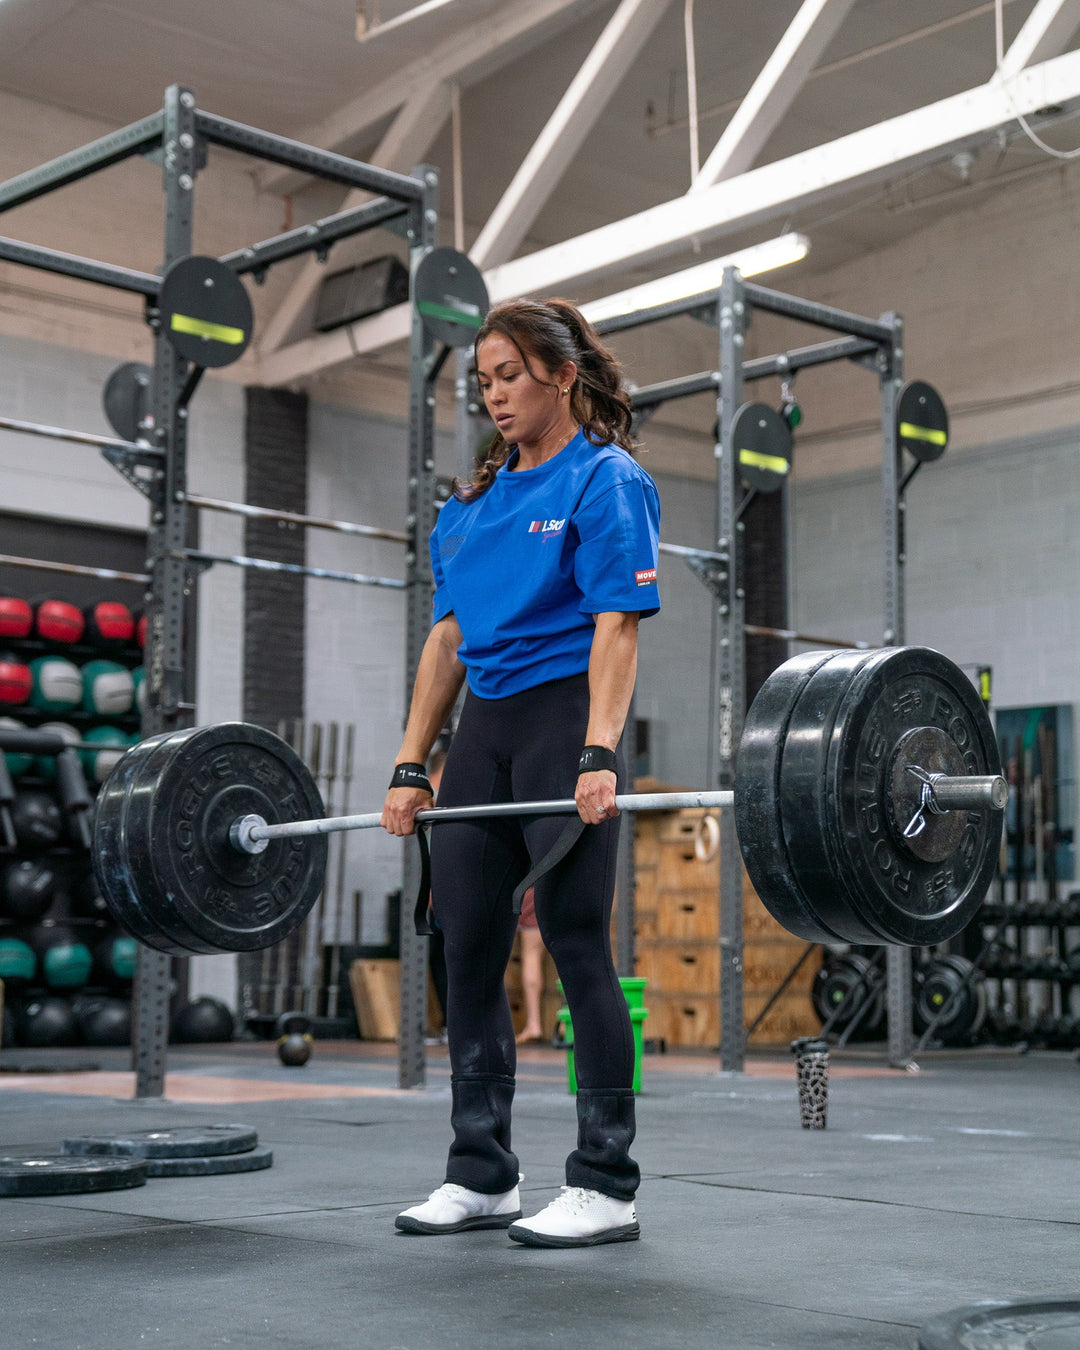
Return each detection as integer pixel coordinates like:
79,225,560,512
580,232,809,326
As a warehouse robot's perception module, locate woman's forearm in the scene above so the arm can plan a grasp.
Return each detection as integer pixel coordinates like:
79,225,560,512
584,611,640,750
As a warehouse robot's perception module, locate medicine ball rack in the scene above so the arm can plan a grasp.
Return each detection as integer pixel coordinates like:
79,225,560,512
0,84,444,1096
548,268,946,1070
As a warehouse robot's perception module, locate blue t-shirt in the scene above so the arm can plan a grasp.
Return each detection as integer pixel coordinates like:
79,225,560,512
431,430,661,698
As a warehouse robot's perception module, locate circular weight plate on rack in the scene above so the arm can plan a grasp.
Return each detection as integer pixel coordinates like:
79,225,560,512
62,1124,258,1159
145,1147,273,1178
93,723,326,955
414,247,488,348
888,726,968,863
734,649,857,943
158,256,253,368
0,1155,147,1196
732,402,792,493
103,361,152,442
913,956,986,1043
810,953,885,1038
780,647,1002,946
918,1299,1080,1350
897,380,949,462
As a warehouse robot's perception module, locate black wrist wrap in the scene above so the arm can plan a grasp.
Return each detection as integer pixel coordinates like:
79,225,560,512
578,744,617,775
389,762,433,793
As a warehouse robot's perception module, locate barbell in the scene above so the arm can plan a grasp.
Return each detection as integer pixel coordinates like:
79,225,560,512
90,645,1006,957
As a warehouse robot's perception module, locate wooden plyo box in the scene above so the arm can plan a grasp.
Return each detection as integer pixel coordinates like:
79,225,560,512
349,959,400,1041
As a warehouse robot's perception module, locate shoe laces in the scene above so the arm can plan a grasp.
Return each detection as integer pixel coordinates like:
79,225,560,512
428,1183,471,1202
550,1186,595,1214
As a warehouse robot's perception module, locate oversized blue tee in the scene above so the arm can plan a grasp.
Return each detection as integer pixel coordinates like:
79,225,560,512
431,430,661,699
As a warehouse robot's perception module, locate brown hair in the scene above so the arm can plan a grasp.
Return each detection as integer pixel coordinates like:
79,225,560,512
456,298,635,502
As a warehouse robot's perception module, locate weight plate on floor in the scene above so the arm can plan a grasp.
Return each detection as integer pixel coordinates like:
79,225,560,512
144,1146,273,1177
913,956,986,1043
62,1124,258,1159
918,1299,1080,1350
811,953,885,1037
414,247,488,347
93,723,327,955
734,649,854,943
159,256,253,368
732,402,792,493
897,380,949,462
0,1155,147,1196
779,646,1001,945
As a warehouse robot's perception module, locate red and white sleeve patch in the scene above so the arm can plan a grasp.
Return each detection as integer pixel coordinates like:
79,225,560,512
635,567,657,586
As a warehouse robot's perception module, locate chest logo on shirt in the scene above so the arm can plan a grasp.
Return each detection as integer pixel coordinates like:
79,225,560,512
439,534,466,559
528,519,566,535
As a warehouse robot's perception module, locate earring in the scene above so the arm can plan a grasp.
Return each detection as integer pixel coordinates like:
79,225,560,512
562,386,571,395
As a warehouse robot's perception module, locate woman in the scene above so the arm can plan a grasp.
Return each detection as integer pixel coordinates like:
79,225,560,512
382,297,660,1248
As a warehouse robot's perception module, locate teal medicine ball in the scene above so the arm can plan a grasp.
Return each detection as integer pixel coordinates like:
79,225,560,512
132,665,146,714
80,725,130,784
41,938,93,990
28,655,82,713
81,659,134,716
0,936,36,984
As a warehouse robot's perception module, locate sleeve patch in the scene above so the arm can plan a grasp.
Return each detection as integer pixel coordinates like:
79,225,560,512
635,567,657,586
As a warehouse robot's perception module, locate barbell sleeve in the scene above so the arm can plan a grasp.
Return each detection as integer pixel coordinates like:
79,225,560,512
926,774,1009,813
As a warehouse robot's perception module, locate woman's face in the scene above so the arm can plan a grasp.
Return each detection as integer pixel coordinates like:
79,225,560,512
476,332,574,445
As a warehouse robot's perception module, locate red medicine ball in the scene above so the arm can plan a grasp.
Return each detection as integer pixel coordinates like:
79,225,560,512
34,599,84,645
84,600,135,649
135,611,147,649
0,597,33,640
0,654,32,705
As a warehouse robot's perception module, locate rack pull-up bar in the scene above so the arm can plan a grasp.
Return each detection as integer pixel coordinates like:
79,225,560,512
187,495,410,545
0,414,158,458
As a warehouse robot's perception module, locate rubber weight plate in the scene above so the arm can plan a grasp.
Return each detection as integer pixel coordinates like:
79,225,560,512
62,1124,258,1159
0,1155,147,1196
145,1146,273,1178
918,1299,1080,1350
913,956,986,1043
92,732,202,952
94,723,326,955
811,953,886,1037
734,649,855,943
779,647,1001,946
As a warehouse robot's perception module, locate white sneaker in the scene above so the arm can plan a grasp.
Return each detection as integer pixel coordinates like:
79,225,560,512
395,1181,522,1235
508,1187,639,1248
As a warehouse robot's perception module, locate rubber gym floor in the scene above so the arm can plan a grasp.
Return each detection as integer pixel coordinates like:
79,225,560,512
0,1039,1075,1350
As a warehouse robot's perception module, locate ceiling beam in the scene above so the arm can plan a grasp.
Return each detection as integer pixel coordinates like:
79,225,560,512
258,81,452,354
470,0,673,270
691,0,858,191
997,0,1080,77
260,0,599,195
256,47,1080,387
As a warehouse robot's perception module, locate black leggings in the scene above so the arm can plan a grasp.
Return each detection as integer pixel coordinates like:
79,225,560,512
430,673,638,1195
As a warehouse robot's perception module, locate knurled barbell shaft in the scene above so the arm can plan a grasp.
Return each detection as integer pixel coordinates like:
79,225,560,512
231,789,736,854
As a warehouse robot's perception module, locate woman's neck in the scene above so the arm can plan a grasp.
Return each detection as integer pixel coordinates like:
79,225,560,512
513,419,578,470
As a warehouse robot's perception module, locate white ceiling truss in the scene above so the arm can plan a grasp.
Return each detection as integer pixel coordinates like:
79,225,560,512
257,0,601,350
257,5,1080,387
